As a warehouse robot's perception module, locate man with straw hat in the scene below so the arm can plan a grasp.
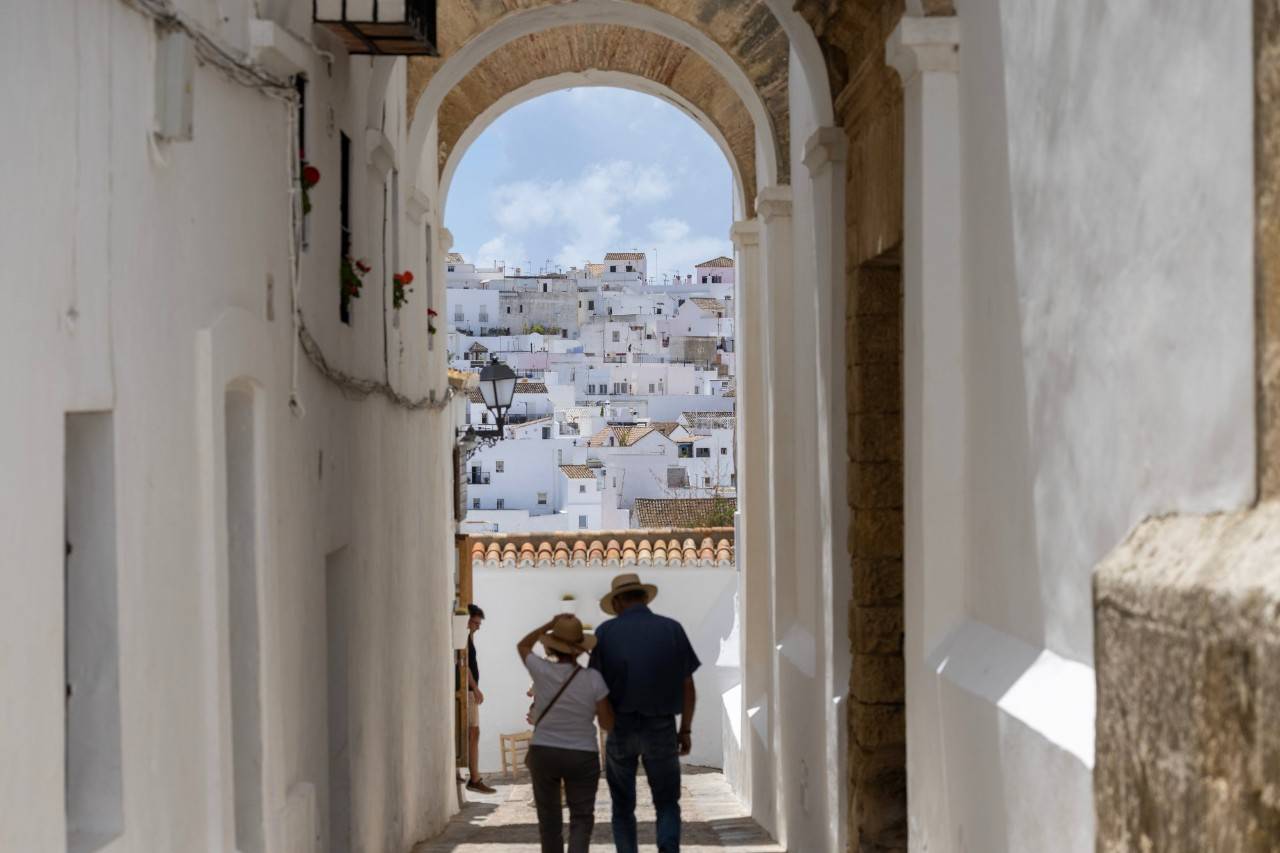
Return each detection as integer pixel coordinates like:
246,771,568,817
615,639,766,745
517,613,614,853
590,573,701,853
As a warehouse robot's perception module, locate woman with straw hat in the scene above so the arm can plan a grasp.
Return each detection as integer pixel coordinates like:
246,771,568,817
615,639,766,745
516,614,615,853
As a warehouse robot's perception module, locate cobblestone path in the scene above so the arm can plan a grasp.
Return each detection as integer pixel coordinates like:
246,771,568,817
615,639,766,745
413,766,783,852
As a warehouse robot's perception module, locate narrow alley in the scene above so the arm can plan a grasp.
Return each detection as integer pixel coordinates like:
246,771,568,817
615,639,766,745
415,768,780,852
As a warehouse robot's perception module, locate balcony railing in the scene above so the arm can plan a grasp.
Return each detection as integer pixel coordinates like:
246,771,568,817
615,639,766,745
468,472,491,485
314,0,438,55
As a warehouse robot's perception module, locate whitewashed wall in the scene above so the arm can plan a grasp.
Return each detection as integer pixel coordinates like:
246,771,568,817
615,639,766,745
0,3,456,851
904,1,1256,851
469,567,740,774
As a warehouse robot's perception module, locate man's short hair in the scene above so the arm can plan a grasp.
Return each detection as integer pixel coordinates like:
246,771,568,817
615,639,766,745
468,603,485,619
615,589,648,606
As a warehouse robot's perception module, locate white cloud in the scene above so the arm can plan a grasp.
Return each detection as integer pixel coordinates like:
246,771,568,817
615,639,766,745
472,235,527,269
482,161,675,268
640,217,730,279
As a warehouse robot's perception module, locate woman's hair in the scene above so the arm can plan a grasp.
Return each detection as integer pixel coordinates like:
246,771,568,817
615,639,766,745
547,647,578,662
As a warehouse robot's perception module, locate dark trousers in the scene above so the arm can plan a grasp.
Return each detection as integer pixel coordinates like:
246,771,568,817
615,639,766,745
525,744,601,853
605,714,682,853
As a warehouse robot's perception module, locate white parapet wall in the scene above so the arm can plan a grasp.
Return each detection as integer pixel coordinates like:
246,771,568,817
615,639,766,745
470,566,740,773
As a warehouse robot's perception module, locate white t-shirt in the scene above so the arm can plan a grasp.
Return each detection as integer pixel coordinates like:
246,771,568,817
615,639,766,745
524,653,609,753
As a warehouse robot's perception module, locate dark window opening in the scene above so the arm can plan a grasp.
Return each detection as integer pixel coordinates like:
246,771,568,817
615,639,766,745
339,132,352,325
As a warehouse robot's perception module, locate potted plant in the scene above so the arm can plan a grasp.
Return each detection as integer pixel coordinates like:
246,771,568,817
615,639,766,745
341,257,370,317
392,269,414,310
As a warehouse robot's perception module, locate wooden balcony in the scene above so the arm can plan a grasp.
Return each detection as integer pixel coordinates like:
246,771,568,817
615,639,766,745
314,0,438,56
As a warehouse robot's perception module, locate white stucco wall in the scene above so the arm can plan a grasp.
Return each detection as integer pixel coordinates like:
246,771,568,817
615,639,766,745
905,1,1255,851
1,4,456,851
469,567,739,774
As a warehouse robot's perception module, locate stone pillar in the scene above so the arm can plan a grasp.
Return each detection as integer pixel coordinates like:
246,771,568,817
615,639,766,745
756,185,793,843
886,13,963,842
730,217,772,822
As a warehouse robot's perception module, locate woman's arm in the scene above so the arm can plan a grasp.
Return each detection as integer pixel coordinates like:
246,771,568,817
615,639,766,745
595,698,615,732
515,616,561,663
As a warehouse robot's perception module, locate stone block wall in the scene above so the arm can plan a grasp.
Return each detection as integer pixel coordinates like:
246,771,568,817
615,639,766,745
846,257,905,852
1094,507,1280,852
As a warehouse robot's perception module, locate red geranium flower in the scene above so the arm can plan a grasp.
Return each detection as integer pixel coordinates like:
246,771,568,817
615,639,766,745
400,270,414,285
302,164,321,187
355,259,371,273
427,308,439,317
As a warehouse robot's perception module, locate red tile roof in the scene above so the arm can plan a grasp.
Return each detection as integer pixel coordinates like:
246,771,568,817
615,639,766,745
466,528,734,570
695,256,734,268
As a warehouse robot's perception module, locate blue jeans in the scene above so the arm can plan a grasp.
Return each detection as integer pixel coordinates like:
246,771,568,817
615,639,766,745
605,714,682,853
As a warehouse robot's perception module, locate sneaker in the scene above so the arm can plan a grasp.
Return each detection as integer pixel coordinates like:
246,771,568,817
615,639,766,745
466,779,497,795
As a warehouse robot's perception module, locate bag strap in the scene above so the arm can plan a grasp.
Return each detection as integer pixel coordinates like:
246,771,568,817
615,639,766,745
535,666,582,727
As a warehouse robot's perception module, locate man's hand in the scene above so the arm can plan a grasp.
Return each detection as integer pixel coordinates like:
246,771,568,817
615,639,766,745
474,689,484,705
677,730,692,756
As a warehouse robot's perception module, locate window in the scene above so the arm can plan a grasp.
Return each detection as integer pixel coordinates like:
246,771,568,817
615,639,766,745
701,276,708,284
481,412,490,424
712,275,722,283
579,484,587,494
666,467,689,488
720,447,728,455
65,413,124,850
507,306,512,314
696,447,711,458
519,305,524,313
609,265,617,273
656,306,662,314
625,265,634,272
648,383,655,393
454,308,464,322
496,498,505,509
339,133,352,324
678,443,693,458
588,300,595,310
495,460,504,472
478,309,489,322
578,515,588,528
587,384,596,395
704,476,712,487
611,331,620,342
542,283,549,293
542,426,551,439
472,498,480,509
448,265,455,272
537,492,548,505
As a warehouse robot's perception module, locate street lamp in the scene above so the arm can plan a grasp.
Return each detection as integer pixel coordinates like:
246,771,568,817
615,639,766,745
478,356,517,433
459,356,517,461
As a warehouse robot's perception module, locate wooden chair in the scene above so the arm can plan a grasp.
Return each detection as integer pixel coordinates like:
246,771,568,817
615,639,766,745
499,731,533,778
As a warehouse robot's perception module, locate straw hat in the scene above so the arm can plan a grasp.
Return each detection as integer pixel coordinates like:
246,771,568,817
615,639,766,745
599,572,659,615
539,615,598,656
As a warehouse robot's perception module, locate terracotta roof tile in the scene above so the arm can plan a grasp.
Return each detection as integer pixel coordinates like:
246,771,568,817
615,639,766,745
559,464,597,479
695,256,734,268
632,498,736,528
679,411,734,430
688,297,728,313
586,425,659,447
465,528,734,571
604,252,646,261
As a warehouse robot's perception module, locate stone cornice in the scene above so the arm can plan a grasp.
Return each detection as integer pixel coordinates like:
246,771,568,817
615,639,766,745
730,219,761,248
886,16,960,84
803,127,849,176
756,186,793,223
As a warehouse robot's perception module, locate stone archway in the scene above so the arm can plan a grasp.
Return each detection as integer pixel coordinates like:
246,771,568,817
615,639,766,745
432,25,760,215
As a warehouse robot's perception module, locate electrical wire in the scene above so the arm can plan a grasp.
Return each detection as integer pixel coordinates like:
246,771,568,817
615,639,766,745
118,0,453,415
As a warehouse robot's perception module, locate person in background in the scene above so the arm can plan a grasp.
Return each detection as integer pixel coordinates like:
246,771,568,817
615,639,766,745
517,614,614,853
464,603,497,795
591,573,700,853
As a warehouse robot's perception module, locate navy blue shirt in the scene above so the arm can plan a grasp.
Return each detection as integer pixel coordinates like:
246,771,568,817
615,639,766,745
590,604,700,716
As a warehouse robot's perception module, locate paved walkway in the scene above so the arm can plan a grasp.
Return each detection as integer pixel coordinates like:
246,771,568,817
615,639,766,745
414,766,782,852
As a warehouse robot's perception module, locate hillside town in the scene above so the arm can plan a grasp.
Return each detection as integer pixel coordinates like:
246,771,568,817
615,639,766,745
449,252,738,533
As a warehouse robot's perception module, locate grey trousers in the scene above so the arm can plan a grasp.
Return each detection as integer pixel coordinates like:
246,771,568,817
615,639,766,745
525,744,601,853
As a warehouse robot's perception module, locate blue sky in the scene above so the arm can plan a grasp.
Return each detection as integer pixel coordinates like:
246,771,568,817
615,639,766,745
444,87,735,280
